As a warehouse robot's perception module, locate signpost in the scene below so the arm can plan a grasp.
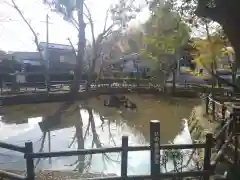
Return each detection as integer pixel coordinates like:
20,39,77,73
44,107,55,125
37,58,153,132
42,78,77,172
150,120,161,180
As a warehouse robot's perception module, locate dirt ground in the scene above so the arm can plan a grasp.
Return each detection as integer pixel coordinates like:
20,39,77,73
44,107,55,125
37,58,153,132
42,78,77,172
193,105,219,134
1,170,116,180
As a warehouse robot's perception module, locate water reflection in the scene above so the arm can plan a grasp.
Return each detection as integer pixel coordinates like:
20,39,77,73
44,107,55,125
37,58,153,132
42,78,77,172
0,95,200,175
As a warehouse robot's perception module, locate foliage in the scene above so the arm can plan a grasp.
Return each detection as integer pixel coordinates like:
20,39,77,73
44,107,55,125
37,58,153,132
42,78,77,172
148,0,240,71
140,3,190,70
147,0,229,73
110,0,142,29
191,35,225,69
126,27,144,53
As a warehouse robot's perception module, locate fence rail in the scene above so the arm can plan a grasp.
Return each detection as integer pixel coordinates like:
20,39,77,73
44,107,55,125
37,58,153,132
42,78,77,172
204,94,240,174
0,120,213,180
205,95,231,120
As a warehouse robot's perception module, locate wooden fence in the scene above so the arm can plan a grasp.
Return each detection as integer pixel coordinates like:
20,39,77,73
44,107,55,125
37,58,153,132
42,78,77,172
204,94,240,168
0,78,163,94
0,120,214,180
205,95,231,121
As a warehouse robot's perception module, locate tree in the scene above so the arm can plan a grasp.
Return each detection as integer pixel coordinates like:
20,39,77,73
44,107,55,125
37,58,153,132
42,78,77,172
148,0,240,69
191,21,226,72
5,0,50,92
126,27,145,53
44,0,142,89
140,3,190,72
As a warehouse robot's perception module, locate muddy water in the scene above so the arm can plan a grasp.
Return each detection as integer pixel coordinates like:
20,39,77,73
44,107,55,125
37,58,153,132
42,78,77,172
0,95,200,175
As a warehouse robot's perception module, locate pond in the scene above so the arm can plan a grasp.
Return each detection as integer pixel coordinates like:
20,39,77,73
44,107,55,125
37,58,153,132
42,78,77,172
0,94,201,176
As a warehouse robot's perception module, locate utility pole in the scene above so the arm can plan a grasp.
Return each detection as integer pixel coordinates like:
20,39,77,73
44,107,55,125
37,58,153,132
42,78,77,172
45,14,50,92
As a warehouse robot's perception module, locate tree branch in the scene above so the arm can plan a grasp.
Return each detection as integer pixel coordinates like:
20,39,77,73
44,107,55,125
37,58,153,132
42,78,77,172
103,8,110,33
10,0,45,63
83,2,96,49
71,17,79,30
83,2,117,76
67,38,77,58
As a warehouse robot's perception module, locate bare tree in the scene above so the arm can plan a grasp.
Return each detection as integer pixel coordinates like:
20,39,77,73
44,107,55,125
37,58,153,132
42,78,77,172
7,0,50,90
42,0,142,93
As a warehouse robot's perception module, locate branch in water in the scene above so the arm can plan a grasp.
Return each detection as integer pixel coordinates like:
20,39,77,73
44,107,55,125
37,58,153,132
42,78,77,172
68,133,77,148
87,108,120,164
35,132,47,167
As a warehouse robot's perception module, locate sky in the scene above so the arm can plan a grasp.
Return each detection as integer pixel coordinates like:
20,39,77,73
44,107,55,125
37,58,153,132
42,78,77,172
0,0,150,52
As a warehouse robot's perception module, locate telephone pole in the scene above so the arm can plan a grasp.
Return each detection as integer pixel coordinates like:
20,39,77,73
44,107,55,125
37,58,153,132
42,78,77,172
45,14,50,92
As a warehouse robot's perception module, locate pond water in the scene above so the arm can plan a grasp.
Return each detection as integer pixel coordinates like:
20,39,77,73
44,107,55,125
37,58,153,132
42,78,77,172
0,95,201,175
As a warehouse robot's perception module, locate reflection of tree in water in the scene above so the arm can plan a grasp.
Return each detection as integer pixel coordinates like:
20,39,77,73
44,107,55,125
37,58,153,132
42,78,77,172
35,102,120,173
69,106,120,172
35,102,76,168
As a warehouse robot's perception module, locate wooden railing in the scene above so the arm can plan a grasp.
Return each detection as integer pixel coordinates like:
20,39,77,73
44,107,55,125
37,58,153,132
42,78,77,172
0,120,214,180
203,94,240,178
0,79,163,96
205,95,230,121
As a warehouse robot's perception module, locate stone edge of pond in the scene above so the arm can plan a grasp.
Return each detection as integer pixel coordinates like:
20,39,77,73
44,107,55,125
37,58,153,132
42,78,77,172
3,169,117,180
187,105,219,168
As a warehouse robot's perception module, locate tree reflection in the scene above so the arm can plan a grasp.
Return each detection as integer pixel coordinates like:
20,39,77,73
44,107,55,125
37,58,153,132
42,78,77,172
74,105,85,173
33,99,147,174
86,107,120,171
68,106,120,173
36,102,77,168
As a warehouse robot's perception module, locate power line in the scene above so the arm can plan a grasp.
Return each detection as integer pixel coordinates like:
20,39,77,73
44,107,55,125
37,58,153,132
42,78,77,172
0,19,54,24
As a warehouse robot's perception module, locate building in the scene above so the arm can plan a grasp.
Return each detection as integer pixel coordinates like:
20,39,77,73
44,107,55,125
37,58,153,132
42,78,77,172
7,51,42,67
101,53,153,78
39,42,76,72
0,42,77,83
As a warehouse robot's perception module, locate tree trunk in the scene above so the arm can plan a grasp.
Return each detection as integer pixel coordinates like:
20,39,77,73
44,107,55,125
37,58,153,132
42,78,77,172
71,1,85,95
75,108,85,173
221,18,240,91
222,20,240,68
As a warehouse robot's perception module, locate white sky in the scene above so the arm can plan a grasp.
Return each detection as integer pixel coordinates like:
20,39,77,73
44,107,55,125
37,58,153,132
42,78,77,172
0,0,150,52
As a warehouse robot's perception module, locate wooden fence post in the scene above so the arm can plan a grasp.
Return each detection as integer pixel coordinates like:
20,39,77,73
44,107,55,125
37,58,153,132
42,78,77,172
212,100,215,121
219,120,225,150
205,96,209,115
150,120,160,180
172,69,176,95
121,136,128,179
203,133,213,180
221,104,226,119
25,141,35,180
